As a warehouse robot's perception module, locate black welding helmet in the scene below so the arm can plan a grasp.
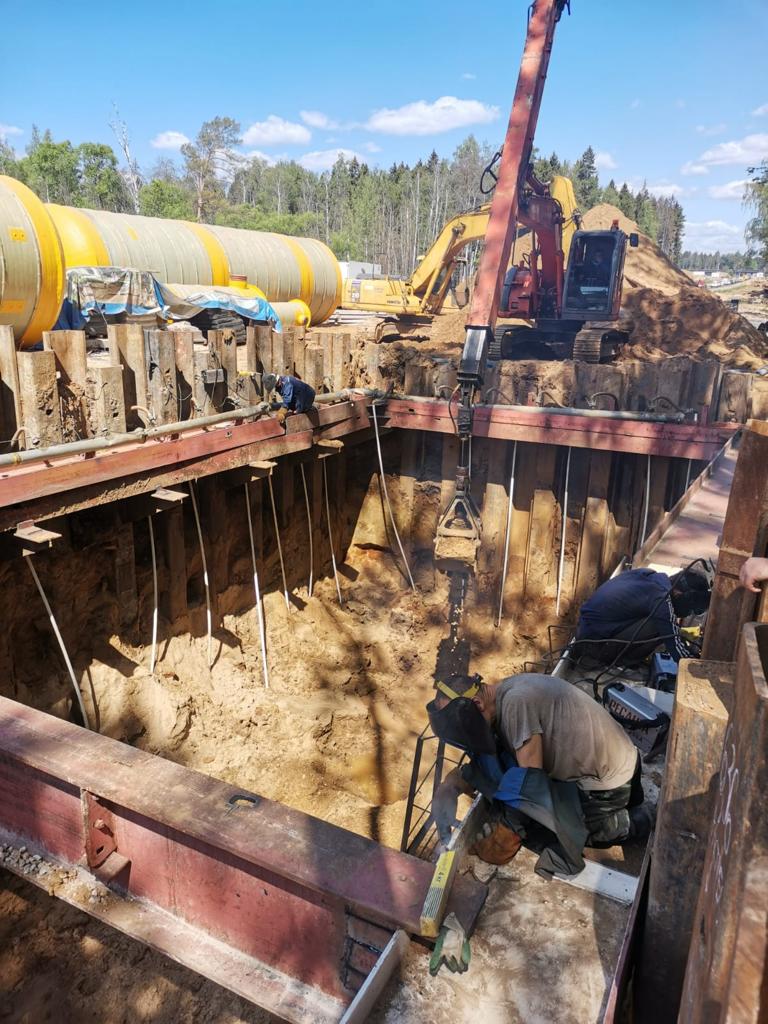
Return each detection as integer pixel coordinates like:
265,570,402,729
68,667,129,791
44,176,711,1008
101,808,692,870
426,681,496,755
670,562,714,617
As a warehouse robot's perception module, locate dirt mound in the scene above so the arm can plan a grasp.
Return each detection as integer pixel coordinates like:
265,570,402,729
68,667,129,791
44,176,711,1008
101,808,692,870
621,286,768,369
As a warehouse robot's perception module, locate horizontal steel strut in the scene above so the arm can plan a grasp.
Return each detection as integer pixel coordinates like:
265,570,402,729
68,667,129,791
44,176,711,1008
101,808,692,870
0,697,486,1023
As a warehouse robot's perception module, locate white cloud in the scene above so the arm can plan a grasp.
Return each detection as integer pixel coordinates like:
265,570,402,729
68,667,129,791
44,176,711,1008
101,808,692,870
752,103,768,117
365,96,499,135
675,99,687,109
0,123,23,141
299,147,365,171
242,149,276,166
697,132,768,167
696,122,727,136
461,72,476,80
630,98,642,110
681,160,709,176
363,141,382,153
648,183,685,198
243,116,310,147
151,130,190,150
684,219,744,253
300,110,336,130
595,151,617,171
707,179,749,200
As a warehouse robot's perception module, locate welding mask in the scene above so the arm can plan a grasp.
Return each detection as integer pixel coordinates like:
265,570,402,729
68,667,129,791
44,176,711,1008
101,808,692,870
670,567,713,617
262,373,278,394
426,696,497,755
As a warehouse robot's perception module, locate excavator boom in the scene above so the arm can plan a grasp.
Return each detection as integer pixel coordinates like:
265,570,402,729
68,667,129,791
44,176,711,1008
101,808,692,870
434,0,571,574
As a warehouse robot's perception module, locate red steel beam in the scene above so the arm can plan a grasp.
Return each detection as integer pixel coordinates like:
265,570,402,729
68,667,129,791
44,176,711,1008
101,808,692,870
0,697,486,1022
385,398,735,460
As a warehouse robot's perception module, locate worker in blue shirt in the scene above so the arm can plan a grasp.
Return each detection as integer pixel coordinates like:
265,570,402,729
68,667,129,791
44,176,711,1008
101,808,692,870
262,372,316,425
573,564,712,667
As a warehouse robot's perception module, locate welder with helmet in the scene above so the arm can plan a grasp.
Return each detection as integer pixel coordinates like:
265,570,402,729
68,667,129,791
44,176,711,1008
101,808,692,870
262,372,316,426
428,672,654,870
572,563,713,667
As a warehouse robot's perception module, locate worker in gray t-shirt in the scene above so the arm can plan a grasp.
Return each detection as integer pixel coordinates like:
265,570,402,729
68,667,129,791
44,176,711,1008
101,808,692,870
429,672,654,856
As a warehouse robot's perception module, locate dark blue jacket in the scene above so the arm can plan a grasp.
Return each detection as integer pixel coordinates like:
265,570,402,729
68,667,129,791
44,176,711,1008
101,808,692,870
577,568,688,662
279,375,315,413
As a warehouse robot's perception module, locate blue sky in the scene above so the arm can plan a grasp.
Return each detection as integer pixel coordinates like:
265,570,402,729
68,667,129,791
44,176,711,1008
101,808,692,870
2,0,767,252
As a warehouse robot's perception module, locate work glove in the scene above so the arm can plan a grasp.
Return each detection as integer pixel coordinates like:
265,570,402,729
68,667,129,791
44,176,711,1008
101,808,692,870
276,407,289,426
470,819,522,865
460,761,498,802
428,912,471,976
431,768,464,845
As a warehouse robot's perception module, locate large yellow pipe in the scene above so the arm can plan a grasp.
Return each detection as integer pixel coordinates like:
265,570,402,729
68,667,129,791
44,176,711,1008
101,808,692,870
0,175,341,345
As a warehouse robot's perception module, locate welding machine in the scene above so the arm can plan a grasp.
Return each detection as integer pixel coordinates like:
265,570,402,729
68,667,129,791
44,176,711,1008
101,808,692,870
603,682,670,759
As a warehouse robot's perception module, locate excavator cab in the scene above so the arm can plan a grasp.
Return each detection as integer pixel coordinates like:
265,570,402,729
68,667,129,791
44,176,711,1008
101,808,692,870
561,228,631,321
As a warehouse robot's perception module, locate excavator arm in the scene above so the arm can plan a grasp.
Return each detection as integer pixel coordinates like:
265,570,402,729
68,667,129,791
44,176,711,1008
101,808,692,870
434,0,571,573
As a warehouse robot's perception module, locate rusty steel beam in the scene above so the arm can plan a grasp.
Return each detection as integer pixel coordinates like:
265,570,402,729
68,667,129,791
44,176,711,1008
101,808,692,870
385,398,735,459
0,697,486,1023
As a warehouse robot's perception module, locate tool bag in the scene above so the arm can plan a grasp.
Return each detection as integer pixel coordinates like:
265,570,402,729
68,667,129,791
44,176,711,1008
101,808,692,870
602,682,670,759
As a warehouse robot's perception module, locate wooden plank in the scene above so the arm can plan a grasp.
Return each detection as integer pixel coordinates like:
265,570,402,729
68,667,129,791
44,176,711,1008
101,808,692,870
207,329,237,413
304,346,325,391
0,325,22,449
525,488,559,600
505,442,538,600
17,350,63,448
113,522,138,628
161,504,188,625
281,327,295,377
108,324,147,430
88,365,127,436
293,325,307,382
703,426,768,661
680,624,768,1023
145,329,178,425
637,659,733,1022
576,450,611,600
173,329,195,422
42,329,87,385
717,370,752,424
192,348,210,416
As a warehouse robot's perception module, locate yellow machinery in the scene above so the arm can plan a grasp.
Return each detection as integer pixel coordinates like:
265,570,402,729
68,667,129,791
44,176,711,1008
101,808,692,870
341,175,580,319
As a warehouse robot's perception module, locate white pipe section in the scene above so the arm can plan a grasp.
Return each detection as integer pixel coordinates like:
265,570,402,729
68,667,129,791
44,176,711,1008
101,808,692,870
244,483,270,688
641,453,652,546
496,440,518,628
188,481,213,667
371,403,416,592
148,516,158,674
684,458,692,493
300,464,314,598
323,459,343,607
26,555,91,729
555,447,572,618
267,475,290,611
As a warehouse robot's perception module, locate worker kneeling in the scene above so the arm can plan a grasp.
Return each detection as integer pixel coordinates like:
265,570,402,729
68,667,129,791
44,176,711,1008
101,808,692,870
262,372,316,426
573,564,712,667
428,673,653,874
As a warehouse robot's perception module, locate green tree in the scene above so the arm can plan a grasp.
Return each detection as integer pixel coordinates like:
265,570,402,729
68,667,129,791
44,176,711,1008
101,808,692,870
19,128,80,203
0,139,19,176
573,146,600,210
634,184,659,239
76,142,127,210
181,117,242,222
139,179,194,219
601,178,621,207
745,161,768,263
617,183,636,218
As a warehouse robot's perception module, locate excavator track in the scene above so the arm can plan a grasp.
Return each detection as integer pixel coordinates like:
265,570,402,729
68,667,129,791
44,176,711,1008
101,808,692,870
571,327,604,363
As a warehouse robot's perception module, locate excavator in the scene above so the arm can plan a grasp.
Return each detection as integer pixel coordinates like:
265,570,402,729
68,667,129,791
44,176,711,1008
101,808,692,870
433,0,636,573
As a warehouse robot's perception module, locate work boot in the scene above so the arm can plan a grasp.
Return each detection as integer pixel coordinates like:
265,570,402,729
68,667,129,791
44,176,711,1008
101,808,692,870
627,802,657,840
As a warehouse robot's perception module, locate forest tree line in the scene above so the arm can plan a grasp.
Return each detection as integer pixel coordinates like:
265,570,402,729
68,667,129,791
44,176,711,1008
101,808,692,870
0,115,725,277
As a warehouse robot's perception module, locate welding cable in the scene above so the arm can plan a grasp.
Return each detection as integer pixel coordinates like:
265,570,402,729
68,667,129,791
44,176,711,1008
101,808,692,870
496,440,518,628
188,481,213,667
556,447,572,617
641,453,651,545
267,474,290,611
300,463,314,598
371,402,416,592
244,483,270,688
25,555,91,730
323,459,344,607
148,515,158,675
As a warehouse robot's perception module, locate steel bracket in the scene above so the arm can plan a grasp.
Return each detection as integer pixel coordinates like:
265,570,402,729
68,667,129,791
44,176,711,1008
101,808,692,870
81,789,131,884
